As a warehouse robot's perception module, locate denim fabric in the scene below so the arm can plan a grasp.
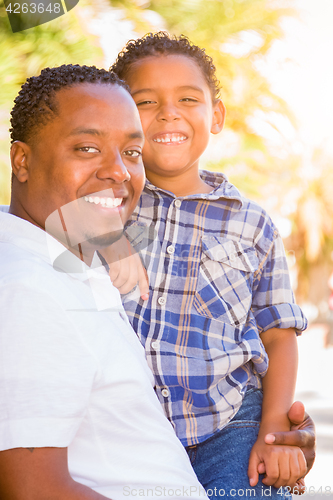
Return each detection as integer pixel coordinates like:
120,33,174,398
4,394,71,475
186,389,292,499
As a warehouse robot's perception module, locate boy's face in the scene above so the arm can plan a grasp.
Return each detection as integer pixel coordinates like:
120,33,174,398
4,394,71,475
11,83,145,249
126,55,224,180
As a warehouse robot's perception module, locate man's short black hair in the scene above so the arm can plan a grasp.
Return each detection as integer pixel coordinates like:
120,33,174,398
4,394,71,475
10,64,129,144
111,32,221,102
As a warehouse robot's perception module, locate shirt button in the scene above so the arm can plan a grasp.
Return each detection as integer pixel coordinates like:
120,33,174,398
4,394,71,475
167,245,175,255
158,296,166,306
174,199,181,208
230,253,236,261
151,341,159,350
161,388,169,398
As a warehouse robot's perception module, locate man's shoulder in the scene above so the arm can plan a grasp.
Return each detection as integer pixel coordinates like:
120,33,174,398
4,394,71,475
0,240,71,298
0,211,53,280
0,240,45,276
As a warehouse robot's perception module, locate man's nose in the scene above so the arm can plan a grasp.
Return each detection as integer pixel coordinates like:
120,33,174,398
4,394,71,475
157,101,181,122
97,152,130,183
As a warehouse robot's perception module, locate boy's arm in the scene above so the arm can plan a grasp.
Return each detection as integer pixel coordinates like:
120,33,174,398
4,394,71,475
100,235,149,299
248,327,307,489
250,223,313,487
0,447,109,500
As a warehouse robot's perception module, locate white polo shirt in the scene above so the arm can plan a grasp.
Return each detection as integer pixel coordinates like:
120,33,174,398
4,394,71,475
0,210,206,500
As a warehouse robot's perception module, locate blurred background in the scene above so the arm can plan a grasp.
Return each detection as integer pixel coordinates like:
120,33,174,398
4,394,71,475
0,0,332,496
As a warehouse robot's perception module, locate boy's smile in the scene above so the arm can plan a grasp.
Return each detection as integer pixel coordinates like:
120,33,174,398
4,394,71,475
126,55,225,195
152,132,187,145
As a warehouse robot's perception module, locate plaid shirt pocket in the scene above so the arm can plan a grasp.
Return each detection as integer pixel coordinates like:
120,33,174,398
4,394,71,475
194,237,259,327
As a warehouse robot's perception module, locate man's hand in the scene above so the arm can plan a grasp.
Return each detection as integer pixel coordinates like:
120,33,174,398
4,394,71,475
261,401,316,494
264,401,316,472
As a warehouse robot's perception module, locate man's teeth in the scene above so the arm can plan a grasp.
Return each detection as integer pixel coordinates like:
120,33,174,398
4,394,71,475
154,134,187,143
84,196,122,208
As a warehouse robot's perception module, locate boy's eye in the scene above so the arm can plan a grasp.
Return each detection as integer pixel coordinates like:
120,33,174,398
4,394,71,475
136,100,155,106
123,150,142,158
77,146,100,153
180,98,198,103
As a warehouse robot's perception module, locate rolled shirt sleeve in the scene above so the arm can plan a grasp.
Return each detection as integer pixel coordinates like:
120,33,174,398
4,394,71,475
251,228,307,334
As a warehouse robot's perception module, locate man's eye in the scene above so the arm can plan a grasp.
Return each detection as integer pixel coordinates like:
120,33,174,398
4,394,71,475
78,147,100,153
123,150,142,158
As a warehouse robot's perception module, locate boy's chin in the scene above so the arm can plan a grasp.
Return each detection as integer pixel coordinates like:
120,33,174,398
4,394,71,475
145,162,200,178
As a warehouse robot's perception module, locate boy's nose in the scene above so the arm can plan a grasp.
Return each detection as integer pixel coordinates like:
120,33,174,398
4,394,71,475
96,152,131,183
157,102,181,122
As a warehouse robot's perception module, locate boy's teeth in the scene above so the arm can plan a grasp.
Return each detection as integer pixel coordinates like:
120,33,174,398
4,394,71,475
84,196,123,208
154,134,187,143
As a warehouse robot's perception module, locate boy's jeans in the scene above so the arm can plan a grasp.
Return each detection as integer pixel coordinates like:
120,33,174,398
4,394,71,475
186,389,292,499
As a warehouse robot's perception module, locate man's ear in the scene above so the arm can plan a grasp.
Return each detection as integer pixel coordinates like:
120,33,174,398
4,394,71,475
11,141,31,183
211,99,226,135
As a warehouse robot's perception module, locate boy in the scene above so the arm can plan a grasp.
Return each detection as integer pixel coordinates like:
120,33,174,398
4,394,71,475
109,33,308,497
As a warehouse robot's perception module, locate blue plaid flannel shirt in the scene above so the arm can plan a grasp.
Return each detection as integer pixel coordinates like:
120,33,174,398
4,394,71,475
122,170,307,447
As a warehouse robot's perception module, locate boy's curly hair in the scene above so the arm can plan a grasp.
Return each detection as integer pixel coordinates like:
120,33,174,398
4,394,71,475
111,32,221,102
10,64,129,144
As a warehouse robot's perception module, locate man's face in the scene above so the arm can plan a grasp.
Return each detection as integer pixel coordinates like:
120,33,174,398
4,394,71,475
15,83,145,249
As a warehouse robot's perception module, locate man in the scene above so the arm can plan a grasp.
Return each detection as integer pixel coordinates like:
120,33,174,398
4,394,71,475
0,64,314,499
0,64,207,499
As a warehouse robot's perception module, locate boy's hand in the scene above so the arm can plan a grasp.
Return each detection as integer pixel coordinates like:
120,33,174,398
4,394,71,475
248,436,307,489
100,235,149,300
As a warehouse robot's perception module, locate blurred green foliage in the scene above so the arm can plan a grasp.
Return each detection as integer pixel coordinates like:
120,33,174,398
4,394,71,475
1,0,332,301
0,0,102,204
109,0,303,214
0,0,295,204
113,0,333,299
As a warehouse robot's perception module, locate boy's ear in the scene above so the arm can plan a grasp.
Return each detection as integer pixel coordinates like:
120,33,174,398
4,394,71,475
211,99,226,135
11,141,31,183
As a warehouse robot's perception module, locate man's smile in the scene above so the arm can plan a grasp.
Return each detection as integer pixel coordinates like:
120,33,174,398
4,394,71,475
84,196,123,209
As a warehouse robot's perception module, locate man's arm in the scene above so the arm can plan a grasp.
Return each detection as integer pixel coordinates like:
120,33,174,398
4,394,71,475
0,447,110,500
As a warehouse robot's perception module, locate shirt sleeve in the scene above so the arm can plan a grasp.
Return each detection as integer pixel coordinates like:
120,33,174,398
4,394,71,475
0,283,97,451
251,229,308,334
